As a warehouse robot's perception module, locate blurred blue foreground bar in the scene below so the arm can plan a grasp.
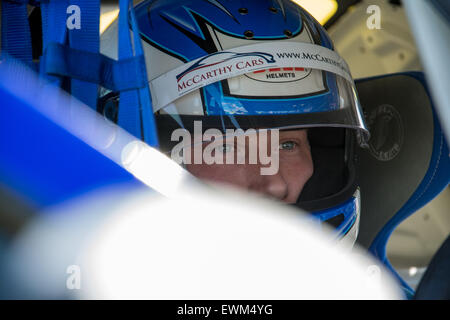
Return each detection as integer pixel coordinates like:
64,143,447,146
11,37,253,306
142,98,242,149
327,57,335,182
0,58,142,210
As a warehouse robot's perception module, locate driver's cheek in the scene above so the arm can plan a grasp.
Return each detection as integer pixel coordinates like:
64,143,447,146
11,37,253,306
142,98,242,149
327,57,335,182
277,151,314,203
187,156,313,204
186,162,255,190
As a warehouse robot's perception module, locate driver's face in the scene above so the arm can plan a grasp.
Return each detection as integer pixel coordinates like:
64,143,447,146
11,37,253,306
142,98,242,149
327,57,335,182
186,129,313,204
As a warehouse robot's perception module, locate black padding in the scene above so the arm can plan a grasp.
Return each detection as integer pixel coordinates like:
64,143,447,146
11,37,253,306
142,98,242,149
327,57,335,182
307,126,346,147
355,74,435,249
305,127,348,202
29,7,43,60
414,235,450,300
298,147,346,201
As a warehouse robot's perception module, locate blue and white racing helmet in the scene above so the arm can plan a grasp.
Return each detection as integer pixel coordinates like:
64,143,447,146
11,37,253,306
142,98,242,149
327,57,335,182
100,0,370,245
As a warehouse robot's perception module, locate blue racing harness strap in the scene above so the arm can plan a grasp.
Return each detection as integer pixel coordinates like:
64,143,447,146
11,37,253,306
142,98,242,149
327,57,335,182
0,0,159,146
117,0,159,146
44,42,148,92
68,0,100,109
39,0,69,88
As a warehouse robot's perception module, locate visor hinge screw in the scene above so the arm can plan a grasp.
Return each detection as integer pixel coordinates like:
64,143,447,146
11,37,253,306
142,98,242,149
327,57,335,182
244,30,254,39
238,8,248,15
284,29,293,38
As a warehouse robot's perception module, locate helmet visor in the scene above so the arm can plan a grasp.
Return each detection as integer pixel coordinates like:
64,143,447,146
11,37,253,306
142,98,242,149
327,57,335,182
156,71,369,150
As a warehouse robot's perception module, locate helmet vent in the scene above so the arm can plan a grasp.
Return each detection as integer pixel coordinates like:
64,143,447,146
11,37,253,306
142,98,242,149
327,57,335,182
244,30,254,39
238,8,248,15
269,7,278,14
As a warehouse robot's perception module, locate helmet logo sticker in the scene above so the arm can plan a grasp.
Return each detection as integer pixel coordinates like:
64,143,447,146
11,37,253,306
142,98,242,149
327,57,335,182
245,67,312,83
176,51,276,90
367,104,404,161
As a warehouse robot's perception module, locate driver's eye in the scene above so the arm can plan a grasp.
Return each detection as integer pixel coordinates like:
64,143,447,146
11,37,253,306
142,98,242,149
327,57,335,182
280,141,297,151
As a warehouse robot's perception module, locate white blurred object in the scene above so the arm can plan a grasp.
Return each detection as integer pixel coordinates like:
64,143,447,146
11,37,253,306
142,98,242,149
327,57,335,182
3,183,403,300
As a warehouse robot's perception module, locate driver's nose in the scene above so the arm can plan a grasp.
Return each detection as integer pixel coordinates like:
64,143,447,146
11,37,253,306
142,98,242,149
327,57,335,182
249,169,289,202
